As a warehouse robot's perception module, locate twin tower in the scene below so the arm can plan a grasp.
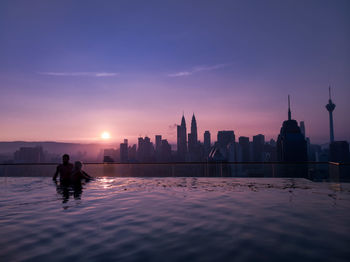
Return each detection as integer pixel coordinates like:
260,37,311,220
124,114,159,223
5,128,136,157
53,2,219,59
177,114,198,160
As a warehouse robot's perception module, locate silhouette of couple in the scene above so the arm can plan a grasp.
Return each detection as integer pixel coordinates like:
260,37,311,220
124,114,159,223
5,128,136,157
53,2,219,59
53,154,92,185
53,154,93,204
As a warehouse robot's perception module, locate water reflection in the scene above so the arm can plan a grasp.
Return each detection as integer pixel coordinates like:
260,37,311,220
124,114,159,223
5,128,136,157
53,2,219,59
54,180,84,203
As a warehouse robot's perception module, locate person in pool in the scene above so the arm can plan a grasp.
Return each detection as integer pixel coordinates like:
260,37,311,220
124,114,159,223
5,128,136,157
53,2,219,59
53,154,74,184
70,161,93,184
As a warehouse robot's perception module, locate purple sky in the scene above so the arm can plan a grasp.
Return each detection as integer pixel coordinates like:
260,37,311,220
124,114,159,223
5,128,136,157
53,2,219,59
0,0,349,145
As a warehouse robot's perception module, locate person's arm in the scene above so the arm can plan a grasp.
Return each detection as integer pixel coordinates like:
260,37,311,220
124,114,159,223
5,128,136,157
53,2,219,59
53,165,60,180
82,171,93,180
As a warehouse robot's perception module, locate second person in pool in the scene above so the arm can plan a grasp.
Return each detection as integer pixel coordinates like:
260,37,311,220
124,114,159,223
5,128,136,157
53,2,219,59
71,161,93,184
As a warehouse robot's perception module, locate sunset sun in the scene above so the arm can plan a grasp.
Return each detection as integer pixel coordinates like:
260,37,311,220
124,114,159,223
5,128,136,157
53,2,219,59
101,131,111,140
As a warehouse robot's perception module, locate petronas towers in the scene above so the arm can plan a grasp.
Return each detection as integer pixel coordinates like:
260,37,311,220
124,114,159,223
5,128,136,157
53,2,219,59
177,113,199,160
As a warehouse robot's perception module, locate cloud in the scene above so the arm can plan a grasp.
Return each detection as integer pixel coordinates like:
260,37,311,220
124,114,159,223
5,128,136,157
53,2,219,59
168,63,230,77
167,71,192,77
38,72,119,77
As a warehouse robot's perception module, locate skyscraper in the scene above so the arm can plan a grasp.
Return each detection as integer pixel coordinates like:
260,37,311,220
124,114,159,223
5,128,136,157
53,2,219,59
300,121,305,138
217,131,235,148
277,96,308,162
120,139,128,163
177,114,187,160
204,131,211,156
159,139,172,162
188,114,198,154
191,113,198,143
238,136,250,162
326,86,336,143
155,135,162,151
137,137,155,162
329,141,350,163
253,134,265,161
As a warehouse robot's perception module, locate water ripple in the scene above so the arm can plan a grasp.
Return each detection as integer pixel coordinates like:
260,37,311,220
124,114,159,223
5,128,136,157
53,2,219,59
0,177,349,262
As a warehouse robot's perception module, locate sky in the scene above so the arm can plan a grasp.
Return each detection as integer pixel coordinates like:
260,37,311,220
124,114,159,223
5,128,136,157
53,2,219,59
0,0,349,145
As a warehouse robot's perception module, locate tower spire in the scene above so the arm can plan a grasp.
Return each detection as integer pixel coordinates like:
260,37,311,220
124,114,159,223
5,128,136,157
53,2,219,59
326,86,336,143
288,95,291,120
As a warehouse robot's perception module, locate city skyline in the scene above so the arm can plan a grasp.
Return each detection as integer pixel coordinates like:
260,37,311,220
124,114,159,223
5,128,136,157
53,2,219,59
0,91,347,145
1,0,349,144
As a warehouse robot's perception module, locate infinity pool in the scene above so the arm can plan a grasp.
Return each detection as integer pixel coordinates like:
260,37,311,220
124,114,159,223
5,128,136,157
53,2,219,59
0,177,349,262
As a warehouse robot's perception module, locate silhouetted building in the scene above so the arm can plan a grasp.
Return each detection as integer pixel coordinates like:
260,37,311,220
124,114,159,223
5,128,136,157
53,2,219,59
329,141,349,163
128,145,137,162
187,113,202,161
103,148,117,162
309,144,322,161
155,135,162,152
209,131,236,162
277,96,308,178
326,86,336,143
120,139,128,163
300,121,312,158
137,136,155,162
188,114,198,154
264,143,277,162
155,135,162,162
204,131,211,157
14,146,45,163
177,114,187,160
159,139,172,162
217,131,235,148
277,96,308,162
300,121,305,138
269,139,276,147
253,134,265,161
103,156,114,163
238,136,250,161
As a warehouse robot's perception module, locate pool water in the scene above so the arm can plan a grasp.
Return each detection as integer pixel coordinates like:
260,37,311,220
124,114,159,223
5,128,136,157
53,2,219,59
0,177,349,262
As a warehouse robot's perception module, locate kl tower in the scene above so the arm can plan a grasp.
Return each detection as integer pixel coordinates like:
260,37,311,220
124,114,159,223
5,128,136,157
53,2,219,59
325,86,336,143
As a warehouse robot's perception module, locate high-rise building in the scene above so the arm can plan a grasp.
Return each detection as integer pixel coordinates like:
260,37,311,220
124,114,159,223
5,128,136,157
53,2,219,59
188,114,198,154
277,96,308,162
190,114,198,143
159,139,172,162
209,131,236,162
238,136,250,161
300,121,305,138
120,139,128,163
128,144,137,162
137,137,155,162
217,131,235,148
329,141,350,163
155,135,162,162
253,134,265,161
204,131,211,155
155,135,162,151
326,86,336,143
177,114,187,160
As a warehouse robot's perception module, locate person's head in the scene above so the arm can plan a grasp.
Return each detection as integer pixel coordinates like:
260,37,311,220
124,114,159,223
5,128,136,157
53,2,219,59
62,154,70,164
74,161,83,171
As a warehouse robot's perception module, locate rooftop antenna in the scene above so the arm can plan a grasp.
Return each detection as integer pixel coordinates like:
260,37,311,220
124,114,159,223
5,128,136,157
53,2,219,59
329,85,332,100
288,95,291,120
